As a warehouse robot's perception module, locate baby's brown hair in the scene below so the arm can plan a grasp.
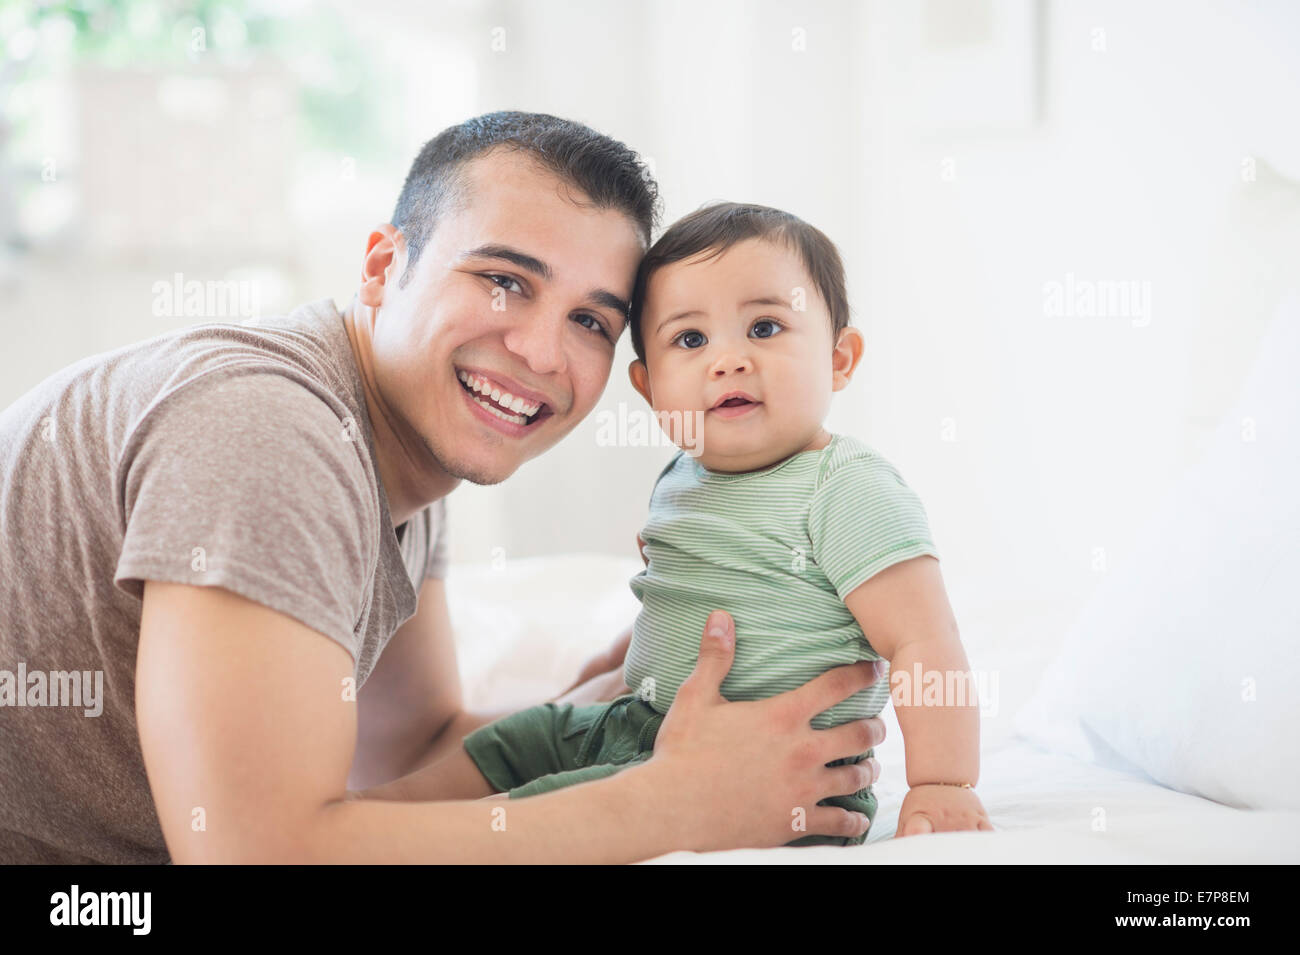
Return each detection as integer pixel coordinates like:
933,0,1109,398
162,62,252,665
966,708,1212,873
628,201,850,362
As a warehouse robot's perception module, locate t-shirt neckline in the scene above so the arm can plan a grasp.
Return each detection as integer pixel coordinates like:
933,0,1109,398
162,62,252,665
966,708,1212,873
691,433,840,484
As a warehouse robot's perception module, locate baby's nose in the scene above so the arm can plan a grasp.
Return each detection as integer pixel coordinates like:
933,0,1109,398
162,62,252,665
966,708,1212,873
710,355,752,376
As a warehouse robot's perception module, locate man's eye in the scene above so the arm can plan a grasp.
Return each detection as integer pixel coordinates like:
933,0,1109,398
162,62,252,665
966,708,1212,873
751,319,783,339
673,330,706,349
573,313,612,341
486,273,524,294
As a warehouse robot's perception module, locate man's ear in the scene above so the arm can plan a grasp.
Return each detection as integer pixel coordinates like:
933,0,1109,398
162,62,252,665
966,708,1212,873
358,224,409,309
831,326,865,392
628,359,653,405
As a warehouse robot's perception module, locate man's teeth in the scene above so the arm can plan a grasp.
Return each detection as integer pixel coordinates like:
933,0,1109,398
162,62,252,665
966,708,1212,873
457,370,542,422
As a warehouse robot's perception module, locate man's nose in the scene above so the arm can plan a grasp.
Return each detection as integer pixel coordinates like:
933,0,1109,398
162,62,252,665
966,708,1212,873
502,309,568,377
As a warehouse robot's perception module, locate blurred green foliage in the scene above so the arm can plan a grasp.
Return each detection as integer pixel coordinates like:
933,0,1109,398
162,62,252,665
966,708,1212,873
1,0,387,159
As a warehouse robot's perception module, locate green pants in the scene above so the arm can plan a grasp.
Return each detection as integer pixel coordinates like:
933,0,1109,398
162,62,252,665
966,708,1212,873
462,693,876,847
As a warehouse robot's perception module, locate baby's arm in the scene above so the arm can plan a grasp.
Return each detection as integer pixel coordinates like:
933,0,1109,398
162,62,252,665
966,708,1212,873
842,555,992,835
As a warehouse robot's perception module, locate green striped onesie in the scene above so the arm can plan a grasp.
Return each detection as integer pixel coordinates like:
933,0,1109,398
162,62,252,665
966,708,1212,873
624,432,940,729
461,432,939,842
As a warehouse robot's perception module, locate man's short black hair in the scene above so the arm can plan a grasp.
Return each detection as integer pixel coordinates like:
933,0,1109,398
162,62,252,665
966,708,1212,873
390,110,660,290
628,201,850,363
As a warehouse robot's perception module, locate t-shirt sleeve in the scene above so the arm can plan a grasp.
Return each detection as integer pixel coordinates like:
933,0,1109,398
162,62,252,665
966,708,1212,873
114,370,377,667
423,497,449,580
807,456,940,602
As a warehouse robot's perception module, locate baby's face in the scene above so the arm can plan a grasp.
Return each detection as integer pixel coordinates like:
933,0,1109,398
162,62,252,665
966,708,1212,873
630,237,845,472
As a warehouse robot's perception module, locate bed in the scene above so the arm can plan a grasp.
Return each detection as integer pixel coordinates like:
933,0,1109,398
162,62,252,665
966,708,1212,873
444,554,1300,865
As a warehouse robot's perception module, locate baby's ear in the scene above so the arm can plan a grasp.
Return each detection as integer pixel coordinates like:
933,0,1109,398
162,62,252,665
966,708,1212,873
831,327,865,391
628,359,653,405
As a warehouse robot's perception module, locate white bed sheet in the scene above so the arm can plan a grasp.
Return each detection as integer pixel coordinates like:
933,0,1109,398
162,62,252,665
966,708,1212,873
444,554,1300,864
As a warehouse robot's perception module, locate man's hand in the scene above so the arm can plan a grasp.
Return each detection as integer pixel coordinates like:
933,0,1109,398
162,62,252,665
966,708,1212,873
896,784,993,837
621,609,888,850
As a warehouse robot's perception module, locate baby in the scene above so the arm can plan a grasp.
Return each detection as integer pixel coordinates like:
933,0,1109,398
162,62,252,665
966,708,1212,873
458,202,989,845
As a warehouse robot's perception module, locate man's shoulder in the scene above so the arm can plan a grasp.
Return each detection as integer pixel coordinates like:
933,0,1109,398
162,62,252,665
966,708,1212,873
112,328,385,611
144,297,354,404
5,297,353,432
119,299,362,448
0,300,366,501
114,301,380,522
138,364,358,447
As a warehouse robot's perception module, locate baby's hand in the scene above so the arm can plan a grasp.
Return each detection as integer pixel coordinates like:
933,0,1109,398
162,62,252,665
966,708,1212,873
896,784,993,837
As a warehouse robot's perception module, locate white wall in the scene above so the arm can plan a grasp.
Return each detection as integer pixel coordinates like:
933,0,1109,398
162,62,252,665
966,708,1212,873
854,0,1300,619
428,0,1300,629
3,0,1296,626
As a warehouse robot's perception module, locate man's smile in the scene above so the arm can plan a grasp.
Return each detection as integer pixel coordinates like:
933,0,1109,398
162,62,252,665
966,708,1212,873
456,367,556,433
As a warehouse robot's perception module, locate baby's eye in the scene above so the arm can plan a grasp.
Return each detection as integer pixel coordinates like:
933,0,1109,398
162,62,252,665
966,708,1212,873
750,319,783,339
673,330,707,349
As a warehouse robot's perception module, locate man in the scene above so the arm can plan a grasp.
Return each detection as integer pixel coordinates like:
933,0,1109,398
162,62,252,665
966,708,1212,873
0,112,889,863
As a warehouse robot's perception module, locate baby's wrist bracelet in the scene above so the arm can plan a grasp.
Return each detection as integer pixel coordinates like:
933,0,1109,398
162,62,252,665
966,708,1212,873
916,781,974,789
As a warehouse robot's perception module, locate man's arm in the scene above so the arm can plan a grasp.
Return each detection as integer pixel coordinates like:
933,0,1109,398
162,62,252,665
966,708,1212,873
352,575,633,792
135,580,661,862
137,583,887,862
348,577,507,789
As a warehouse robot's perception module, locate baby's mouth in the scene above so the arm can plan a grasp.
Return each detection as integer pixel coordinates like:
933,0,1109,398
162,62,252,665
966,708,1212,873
708,390,762,415
707,397,763,421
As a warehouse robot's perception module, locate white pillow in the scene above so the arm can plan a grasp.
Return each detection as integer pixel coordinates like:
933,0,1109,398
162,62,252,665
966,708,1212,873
1013,295,1300,810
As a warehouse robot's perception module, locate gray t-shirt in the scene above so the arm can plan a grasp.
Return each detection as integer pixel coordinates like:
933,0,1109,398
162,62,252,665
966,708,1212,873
0,297,448,863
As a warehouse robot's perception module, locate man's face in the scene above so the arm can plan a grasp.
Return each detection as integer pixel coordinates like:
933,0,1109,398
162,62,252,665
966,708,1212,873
370,149,645,485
